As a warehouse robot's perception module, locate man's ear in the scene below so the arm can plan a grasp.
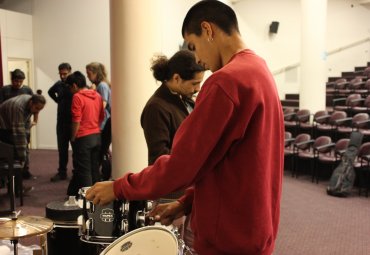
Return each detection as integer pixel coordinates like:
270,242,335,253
200,21,214,39
173,73,180,83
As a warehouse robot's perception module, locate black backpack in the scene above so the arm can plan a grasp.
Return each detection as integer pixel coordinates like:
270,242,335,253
327,131,363,197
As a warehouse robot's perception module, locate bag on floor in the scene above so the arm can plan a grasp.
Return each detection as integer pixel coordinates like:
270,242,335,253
327,131,363,197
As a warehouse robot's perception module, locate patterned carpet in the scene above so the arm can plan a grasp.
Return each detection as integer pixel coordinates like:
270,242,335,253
1,149,370,254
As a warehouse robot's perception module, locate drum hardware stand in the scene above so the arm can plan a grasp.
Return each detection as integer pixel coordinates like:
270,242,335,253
172,227,194,255
9,175,21,255
64,196,78,207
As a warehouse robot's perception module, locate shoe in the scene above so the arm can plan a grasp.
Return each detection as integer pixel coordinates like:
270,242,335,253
23,171,38,180
50,173,67,182
23,186,34,195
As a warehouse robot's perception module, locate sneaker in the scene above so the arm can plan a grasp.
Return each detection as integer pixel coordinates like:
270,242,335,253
23,186,34,195
50,173,67,182
23,170,38,180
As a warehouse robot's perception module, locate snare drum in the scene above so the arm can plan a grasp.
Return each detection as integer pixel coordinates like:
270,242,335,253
78,187,149,243
100,225,184,255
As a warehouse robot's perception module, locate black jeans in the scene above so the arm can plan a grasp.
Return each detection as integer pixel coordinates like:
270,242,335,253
67,133,101,196
56,121,71,175
100,117,112,180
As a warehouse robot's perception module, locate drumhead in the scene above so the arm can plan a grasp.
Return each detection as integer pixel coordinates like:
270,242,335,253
100,226,178,255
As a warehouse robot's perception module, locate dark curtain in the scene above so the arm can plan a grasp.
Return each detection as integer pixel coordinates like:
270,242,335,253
0,29,3,88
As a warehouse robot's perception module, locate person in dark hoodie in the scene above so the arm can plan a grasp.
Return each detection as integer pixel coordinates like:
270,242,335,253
65,71,104,196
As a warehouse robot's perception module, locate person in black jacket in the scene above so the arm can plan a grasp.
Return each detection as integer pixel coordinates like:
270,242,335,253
141,50,205,197
48,63,73,182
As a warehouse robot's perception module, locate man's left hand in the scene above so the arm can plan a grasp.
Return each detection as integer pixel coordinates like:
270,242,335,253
85,181,116,205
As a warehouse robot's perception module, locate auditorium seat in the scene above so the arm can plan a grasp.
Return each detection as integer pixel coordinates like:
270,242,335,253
354,142,370,197
314,138,349,183
295,136,332,182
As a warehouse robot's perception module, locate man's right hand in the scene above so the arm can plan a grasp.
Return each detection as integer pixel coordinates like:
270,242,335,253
148,201,185,226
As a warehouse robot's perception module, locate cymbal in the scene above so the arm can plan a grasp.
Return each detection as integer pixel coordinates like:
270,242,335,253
0,215,53,240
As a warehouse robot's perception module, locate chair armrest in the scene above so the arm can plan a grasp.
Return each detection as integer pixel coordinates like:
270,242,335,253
350,98,365,103
297,114,311,121
294,139,315,148
315,142,336,151
332,98,346,104
285,138,295,147
315,114,331,122
334,117,353,126
284,112,296,118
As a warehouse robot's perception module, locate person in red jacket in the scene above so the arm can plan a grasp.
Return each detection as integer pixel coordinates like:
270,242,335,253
86,1,284,254
66,71,104,196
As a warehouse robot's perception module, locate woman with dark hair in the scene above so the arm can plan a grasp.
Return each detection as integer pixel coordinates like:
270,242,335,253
141,50,205,169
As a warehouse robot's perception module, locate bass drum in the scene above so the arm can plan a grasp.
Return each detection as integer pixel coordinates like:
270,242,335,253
99,226,181,255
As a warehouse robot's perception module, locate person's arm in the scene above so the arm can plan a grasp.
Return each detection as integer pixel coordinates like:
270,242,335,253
31,112,39,127
70,94,81,142
141,103,171,165
114,81,236,201
70,122,80,142
48,82,60,103
96,83,110,110
12,111,28,162
99,97,105,125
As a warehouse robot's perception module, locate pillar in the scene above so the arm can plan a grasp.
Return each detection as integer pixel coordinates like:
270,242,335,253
109,0,162,178
300,0,328,114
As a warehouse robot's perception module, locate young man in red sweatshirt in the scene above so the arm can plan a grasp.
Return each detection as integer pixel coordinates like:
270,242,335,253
86,1,284,254
66,71,104,196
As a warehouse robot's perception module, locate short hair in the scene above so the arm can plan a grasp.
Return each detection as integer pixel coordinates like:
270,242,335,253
65,71,87,89
182,0,239,37
150,50,205,82
11,69,25,80
31,94,46,105
58,63,72,71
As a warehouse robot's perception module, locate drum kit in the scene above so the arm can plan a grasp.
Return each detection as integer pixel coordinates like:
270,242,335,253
46,186,193,255
1,185,193,255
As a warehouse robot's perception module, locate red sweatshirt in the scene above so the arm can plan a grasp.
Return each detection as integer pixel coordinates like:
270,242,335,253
114,49,284,255
71,89,104,138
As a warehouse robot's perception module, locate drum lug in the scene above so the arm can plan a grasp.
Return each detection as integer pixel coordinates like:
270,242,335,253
121,219,129,234
89,202,95,213
86,218,94,232
146,200,154,211
136,210,146,228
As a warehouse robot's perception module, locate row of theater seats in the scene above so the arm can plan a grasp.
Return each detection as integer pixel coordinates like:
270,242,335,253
284,108,370,142
284,131,370,197
327,77,370,98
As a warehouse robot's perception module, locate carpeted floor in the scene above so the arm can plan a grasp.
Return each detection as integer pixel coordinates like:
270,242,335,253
1,149,370,254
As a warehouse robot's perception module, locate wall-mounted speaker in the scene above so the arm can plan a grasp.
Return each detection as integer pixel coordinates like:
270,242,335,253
269,21,279,34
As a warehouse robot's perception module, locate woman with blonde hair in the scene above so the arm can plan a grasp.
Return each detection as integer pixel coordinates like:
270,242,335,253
86,62,112,180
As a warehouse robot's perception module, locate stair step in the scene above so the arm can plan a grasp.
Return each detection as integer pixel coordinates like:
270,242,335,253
285,94,299,100
281,99,299,108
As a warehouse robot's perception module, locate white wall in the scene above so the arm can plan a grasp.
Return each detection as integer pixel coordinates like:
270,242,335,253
1,0,370,149
0,9,33,84
32,0,110,149
233,0,370,97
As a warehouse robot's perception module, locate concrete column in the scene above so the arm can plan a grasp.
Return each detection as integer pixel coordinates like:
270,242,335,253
300,0,327,114
109,0,162,178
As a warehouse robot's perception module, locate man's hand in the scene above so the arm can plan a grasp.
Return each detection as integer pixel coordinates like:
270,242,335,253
148,201,185,226
85,181,116,205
